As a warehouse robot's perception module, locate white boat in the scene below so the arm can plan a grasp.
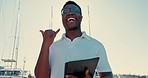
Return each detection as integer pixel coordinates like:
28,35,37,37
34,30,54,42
0,59,30,78
0,0,32,78
0,68,29,78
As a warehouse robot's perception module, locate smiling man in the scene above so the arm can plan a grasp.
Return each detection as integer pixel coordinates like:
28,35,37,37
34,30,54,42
35,1,113,78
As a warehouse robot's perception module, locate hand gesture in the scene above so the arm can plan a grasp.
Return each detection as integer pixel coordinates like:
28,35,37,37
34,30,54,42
40,29,60,47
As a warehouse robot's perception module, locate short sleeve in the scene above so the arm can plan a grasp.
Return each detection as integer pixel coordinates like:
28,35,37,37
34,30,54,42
96,44,112,72
49,45,53,69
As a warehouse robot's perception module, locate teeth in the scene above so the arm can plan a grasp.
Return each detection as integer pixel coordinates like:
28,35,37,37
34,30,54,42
68,18,75,21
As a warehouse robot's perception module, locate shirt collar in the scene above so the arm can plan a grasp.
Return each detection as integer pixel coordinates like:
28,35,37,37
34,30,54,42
61,32,90,40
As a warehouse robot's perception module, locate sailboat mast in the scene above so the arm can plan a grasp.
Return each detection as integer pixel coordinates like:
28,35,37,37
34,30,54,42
87,5,91,36
15,0,21,68
11,0,21,69
49,6,53,28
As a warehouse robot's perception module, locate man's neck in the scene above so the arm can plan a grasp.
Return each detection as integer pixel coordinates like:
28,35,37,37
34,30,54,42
65,29,82,41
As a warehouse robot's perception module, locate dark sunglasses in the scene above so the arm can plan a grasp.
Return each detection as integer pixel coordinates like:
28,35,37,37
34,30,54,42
61,8,81,15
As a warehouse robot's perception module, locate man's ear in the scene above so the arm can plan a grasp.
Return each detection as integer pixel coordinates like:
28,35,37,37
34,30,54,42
80,16,83,21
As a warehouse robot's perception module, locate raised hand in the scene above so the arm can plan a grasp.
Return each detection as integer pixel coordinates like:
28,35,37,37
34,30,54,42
40,28,60,47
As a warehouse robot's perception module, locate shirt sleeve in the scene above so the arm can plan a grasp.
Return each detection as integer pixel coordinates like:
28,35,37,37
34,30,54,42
49,45,53,69
96,44,112,72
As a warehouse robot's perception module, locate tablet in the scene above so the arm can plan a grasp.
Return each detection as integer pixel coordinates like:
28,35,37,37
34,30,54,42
64,57,99,78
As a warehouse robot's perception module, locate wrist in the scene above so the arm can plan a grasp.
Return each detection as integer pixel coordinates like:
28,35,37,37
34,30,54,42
42,41,52,48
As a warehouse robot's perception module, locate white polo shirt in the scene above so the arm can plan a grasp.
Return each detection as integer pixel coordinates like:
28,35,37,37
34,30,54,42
49,32,112,78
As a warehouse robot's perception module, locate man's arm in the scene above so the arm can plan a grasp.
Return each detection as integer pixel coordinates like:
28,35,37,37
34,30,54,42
99,72,113,78
34,42,51,78
34,29,60,78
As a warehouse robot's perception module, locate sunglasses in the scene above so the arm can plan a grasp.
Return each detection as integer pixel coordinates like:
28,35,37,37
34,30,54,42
61,8,81,15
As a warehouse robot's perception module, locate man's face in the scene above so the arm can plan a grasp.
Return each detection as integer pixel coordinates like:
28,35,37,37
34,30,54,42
61,4,82,30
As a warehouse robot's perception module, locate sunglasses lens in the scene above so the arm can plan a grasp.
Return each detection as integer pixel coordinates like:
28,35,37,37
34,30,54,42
62,10,69,15
72,8,80,14
62,8,80,15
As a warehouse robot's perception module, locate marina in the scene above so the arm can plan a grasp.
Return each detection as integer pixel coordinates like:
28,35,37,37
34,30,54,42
0,0,148,77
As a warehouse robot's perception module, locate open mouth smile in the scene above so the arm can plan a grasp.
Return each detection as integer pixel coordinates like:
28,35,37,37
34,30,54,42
67,17,76,22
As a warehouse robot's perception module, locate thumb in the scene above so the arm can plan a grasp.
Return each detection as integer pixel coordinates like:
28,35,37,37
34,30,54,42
55,28,60,34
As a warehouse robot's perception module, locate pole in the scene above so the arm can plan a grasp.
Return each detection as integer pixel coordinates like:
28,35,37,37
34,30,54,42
87,6,91,36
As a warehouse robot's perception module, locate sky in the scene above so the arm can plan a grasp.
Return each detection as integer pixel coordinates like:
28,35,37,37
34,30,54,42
0,0,148,76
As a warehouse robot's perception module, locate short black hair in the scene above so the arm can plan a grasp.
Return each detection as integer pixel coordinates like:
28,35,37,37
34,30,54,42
61,1,82,15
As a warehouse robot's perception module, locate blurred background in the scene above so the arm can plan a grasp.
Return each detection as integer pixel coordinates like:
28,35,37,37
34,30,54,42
0,0,148,76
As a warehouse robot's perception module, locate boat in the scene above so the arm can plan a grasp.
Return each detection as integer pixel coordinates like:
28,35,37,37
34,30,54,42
0,0,31,78
0,58,30,78
0,67,29,78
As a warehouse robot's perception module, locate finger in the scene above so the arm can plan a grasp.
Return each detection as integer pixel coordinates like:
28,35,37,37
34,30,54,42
65,75,69,78
55,28,60,34
39,30,44,36
85,70,91,78
65,75,78,78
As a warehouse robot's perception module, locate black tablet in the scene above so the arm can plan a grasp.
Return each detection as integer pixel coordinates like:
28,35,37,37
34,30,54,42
64,57,99,78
